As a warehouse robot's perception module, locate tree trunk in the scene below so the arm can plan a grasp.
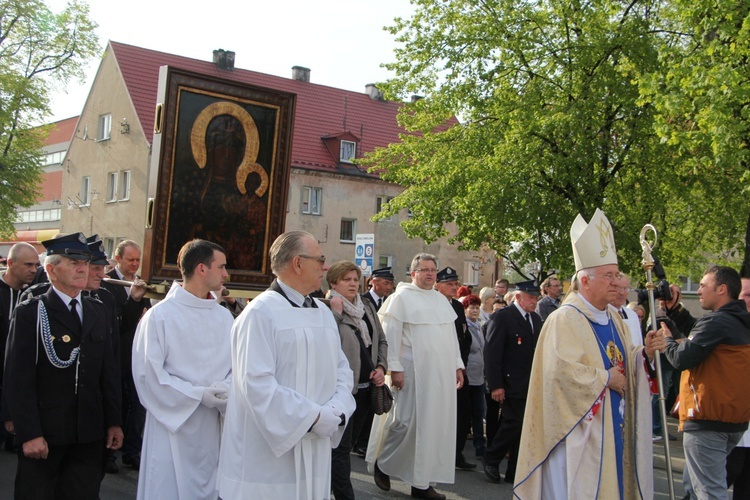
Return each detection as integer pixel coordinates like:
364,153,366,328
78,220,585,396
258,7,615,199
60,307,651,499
741,211,750,278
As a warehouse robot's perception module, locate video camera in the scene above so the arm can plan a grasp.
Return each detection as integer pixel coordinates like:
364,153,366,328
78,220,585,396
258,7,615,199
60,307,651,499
636,254,673,304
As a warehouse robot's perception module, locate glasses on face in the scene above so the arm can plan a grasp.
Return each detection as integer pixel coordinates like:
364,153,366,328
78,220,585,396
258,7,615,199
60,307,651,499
299,254,326,264
616,286,630,293
415,268,437,274
591,272,619,282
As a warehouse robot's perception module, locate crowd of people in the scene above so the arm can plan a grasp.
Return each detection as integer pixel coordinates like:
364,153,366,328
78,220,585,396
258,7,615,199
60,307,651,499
1,207,749,499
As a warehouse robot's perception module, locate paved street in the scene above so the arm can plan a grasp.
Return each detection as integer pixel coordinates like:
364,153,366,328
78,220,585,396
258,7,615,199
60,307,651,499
0,419,699,499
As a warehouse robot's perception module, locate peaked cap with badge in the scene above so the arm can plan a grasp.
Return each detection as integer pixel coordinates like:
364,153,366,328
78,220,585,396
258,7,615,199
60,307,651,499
436,266,459,283
371,267,395,281
570,208,618,271
41,232,92,261
515,279,541,297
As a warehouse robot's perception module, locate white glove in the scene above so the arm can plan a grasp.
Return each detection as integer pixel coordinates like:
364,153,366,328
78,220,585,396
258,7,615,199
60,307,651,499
201,387,228,413
312,406,342,438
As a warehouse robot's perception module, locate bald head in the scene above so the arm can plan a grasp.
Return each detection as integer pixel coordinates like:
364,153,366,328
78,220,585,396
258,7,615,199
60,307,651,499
4,242,40,289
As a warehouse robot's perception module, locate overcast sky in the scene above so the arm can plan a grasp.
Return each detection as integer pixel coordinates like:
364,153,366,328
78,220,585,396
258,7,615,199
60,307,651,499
48,0,414,122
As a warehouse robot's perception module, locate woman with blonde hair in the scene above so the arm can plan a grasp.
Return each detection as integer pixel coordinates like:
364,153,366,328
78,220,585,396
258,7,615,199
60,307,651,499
478,286,496,324
324,261,388,500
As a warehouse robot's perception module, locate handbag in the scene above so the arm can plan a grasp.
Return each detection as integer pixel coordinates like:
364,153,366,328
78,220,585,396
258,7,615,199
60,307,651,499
353,320,393,415
370,383,393,415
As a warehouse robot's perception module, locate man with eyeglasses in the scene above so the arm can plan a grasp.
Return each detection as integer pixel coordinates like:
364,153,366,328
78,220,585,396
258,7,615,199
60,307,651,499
514,209,666,499
609,273,642,347
367,253,464,500
218,230,355,499
535,275,563,321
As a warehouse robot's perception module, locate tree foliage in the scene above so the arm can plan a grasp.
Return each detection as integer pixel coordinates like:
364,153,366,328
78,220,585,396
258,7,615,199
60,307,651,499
364,0,748,282
0,0,98,238
638,0,750,277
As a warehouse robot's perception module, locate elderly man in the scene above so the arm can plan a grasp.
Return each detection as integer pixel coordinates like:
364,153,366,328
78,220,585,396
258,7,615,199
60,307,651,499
610,273,642,347
367,253,464,500
514,209,665,499
4,233,122,499
483,280,541,484
364,267,395,311
101,239,149,471
0,242,39,449
132,239,233,499
218,231,355,499
434,267,474,471
662,266,750,499
536,275,562,321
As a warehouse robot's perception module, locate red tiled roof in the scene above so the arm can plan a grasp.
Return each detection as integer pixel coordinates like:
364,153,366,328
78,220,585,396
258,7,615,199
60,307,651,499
44,116,78,145
109,41,409,175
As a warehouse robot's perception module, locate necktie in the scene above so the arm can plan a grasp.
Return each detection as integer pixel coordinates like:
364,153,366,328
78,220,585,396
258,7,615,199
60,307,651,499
377,297,383,309
525,313,533,331
70,299,81,327
302,296,313,308
620,309,627,319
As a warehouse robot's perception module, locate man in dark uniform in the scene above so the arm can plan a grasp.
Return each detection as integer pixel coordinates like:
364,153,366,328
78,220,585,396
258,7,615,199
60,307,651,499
435,267,474,470
84,237,122,475
482,279,541,484
3,232,123,499
100,240,148,470
363,267,395,311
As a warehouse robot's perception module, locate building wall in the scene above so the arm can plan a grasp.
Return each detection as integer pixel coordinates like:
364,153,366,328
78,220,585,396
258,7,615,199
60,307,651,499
287,168,498,287
57,53,499,289
60,53,151,249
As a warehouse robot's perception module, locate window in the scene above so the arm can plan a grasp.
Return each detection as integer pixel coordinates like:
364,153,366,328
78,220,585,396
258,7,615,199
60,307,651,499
107,172,118,202
376,196,394,222
98,113,112,141
120,170,131,201
301,186,322,215
16,209,61,223
378,255,393,269
340,140,356,163
103,238,115,258
340,218,356,243
463,261,480,285
42,151,66,165
80,176,91,206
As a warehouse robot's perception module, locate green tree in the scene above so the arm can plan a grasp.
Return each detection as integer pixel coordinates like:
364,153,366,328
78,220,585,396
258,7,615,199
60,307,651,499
0,0,98,238
363,0,676,280
638,0,750,277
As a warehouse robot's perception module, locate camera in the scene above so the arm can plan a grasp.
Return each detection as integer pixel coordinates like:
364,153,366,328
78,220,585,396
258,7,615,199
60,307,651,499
636,254,673,303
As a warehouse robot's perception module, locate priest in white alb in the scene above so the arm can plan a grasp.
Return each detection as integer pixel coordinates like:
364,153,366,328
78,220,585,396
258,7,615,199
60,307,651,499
132,239,233,500
217,231,355,500
366,253,464,500
513,209,666,499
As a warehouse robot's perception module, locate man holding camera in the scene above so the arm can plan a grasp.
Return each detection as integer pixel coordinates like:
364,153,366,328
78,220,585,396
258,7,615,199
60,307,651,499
662,266,750,499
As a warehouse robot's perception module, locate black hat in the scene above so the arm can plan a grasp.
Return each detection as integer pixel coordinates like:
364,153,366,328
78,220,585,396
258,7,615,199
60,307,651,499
41,232,92,261
372,267,395,281
87,239,108,265
515,279,541,296
436,266,459,283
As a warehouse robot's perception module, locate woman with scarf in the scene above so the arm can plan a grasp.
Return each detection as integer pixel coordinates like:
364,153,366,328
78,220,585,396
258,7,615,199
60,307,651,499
324,261,388,500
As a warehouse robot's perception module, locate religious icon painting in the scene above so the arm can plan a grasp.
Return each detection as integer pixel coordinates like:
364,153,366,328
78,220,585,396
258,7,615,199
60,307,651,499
143,66,296,291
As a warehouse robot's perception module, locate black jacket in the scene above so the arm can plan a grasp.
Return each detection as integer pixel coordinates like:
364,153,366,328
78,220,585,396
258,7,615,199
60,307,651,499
4,288,121,445
101,269,149,374
483,305,541,399
0,279,25,385
450,298,472,367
